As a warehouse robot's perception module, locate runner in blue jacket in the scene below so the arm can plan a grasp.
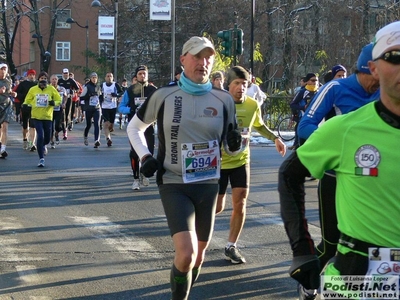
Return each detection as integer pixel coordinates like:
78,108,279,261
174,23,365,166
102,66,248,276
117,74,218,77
297,43,380,272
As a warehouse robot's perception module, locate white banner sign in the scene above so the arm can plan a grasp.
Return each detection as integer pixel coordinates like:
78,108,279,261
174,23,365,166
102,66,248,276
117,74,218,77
149,0,171,20
98,16,115,40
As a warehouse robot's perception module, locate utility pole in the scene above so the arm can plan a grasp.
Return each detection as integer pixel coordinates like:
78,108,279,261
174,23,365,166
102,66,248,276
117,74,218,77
250,0,255,73
233,12,238,66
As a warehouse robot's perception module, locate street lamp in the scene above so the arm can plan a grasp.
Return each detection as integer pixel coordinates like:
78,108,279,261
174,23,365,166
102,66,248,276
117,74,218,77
66,17,89,78
91,0,118,82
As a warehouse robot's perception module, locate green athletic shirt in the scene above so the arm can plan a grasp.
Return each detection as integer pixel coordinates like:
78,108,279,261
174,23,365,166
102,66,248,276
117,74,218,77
221,95,277,169
297,101,399,250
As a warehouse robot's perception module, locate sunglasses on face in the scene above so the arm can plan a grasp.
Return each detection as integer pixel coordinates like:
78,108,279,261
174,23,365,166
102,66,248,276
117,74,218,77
375,50,400,64
310,79,318,82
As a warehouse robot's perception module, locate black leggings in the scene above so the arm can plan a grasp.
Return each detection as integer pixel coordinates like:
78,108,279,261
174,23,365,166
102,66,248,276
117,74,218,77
84,110,101,141
316,173,338,270
21,105,34,129
52,110,64,135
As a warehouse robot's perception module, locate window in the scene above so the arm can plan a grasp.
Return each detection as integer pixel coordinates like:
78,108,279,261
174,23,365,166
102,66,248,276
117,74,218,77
56,42,70,61
56,9,71,29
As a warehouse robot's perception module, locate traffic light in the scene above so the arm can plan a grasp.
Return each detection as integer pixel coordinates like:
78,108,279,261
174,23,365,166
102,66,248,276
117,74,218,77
236,29,244,55
217,30,232,57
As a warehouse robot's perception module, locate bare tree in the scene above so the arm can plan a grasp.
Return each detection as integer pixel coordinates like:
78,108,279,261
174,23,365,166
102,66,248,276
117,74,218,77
28,0,71,72
1,0,24,78
0,0,71,77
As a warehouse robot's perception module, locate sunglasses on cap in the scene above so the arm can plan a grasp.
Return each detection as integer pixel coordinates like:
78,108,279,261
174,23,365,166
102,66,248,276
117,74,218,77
374,50,400,64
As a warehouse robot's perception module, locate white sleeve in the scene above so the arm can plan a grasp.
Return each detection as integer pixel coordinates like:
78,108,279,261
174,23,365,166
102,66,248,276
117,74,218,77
80,86,88,97
126,115,152,160
257,86,267,101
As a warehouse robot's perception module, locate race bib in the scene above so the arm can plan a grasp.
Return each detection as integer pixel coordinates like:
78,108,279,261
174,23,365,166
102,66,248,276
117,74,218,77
104,93,113,102
35,94,49,107
134,97,146,107
89,96,99,106
181,140,220,183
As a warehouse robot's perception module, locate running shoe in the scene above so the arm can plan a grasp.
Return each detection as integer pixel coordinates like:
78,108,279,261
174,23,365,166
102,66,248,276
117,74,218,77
55,135,60,145
225,246,246,264
297,284,317,300
23,140,29,150
68,123,73,131
107,138,112,147
0,150,8,158
43,146,48,156
84,137,88,146
132,179,140,190
94,140,101,148
38,158,45,167
140,174,150,186
30,145,37,152
50,141,55,149
63,132,68,140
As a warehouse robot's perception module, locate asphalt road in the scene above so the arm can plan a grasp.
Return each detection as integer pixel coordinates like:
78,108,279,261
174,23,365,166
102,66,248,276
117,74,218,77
0,119,320,299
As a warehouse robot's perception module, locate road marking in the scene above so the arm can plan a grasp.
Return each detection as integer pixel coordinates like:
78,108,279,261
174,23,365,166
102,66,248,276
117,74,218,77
15,265,40,283
246,212,322,240
68,216,159,254
0,217,46,262
0,217,44,294
247,213,284,225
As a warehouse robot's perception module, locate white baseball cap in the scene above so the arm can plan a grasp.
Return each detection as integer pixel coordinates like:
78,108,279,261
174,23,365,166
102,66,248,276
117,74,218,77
182,36,215,56
0,63,8,69
372,21,400,60
63,68,69,73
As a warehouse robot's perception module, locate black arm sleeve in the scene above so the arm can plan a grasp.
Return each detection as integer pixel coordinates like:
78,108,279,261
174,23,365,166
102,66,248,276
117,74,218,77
115,83,124,96
70,78,80,91
290,89,305,111
278,150,316,257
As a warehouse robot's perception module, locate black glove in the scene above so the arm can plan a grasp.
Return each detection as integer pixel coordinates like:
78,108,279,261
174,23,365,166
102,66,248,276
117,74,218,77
111,93,118,97
140,155,160,178
289,255,320,289
227,124,241,152
48,100,55,106
90,92,97,97
22,104,32,112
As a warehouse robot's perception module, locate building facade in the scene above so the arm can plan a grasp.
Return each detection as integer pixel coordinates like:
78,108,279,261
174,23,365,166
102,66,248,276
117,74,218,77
13,0,105,83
